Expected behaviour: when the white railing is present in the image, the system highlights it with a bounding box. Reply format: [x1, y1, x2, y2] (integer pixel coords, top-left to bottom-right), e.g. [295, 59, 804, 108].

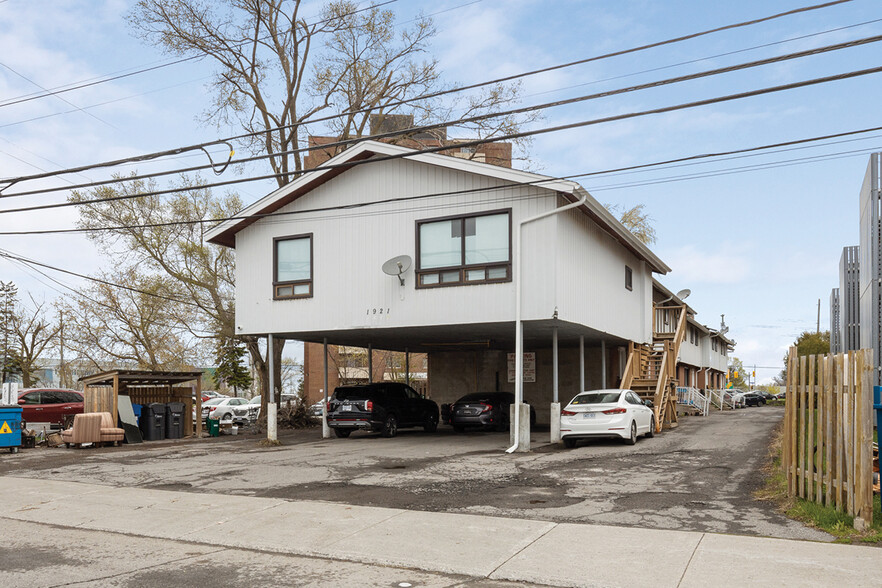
[707, 388, 735, 410]
[676, 386, 710, 416]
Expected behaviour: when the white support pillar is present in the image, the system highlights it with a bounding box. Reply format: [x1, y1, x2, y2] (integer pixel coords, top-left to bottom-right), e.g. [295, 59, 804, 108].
[579, 335, 585, 392]
[601, 340, 607, 389]
[368, 343, 373, 383]
[267, 335, 277, 442]
[322, 338, 331, 438]
[550, 327, 561, 444]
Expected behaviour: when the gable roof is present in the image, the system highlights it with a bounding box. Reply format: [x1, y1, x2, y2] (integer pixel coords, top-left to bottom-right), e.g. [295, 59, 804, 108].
[204, 140, 670, 274]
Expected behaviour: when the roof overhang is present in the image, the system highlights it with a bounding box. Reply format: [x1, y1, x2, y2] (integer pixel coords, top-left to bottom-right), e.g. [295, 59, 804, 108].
[205, 140, 670, 273]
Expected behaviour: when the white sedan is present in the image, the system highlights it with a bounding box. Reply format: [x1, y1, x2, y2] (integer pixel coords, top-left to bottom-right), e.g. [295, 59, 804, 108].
[201, 397, 249, 422]
[560, 389, 655, 448]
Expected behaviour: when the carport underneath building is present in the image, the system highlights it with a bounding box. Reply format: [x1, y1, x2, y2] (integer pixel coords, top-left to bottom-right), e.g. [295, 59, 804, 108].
[265, 319, 630, 448]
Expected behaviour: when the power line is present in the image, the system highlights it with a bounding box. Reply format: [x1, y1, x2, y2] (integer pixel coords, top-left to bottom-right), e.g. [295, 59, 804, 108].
[3, 123, 882, 237]
[0, 0, 855, 189]
[0, 0, 401, 109]
[0, 248, 201, 308]
[4, 59, 882, 215]
[4, 31, 879, 199]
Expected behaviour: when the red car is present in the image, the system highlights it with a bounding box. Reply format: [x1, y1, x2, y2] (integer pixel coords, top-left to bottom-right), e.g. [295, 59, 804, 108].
[18, 388, 84, 427]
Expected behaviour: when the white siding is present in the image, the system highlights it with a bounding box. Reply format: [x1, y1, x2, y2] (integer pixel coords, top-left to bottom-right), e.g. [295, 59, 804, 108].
[553, 203, 652, 343]
[234, 157, 559, 335]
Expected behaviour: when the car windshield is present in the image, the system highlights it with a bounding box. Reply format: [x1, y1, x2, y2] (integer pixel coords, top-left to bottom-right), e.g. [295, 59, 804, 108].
[456, 392, 512, 403]
[571, 392, 622, 405]
[334, 387, 373, 400]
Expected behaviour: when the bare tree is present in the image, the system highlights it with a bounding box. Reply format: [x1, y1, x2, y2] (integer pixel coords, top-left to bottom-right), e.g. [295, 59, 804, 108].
[11, 295, 62, 388]
[61, 268, 200, 371]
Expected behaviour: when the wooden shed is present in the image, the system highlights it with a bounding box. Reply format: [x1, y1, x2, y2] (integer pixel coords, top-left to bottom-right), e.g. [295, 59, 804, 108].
[80, 370, 204, 437]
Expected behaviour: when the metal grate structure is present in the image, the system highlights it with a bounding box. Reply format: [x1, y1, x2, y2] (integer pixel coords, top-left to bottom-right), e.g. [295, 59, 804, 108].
[859, 152, 882, 386]
[830, 287, 841, 353]
[840, 246, 861, 352]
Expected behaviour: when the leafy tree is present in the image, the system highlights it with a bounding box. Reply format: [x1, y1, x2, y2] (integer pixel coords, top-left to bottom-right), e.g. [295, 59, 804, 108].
[728, 357, 747, 388]
[605, 203, 656, 245]
[0, 281, 19, 384]
[775, 330, 830, 384]
[213, 338, 252, 397]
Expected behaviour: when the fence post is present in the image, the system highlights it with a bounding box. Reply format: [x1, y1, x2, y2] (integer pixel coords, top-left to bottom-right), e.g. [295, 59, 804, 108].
[824, 355, 836, 506]
[815, 354, 824, 501]
[835, 352, 844, 511]
[807, 355, 816, 501]
[787, 347, 798, 496]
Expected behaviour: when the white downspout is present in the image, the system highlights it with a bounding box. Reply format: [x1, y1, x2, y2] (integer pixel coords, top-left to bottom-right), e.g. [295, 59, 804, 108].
[507, 192, 588, 454]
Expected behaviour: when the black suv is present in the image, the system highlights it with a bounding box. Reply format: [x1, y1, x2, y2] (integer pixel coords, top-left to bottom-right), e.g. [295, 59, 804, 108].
[326, 382, 439, 438]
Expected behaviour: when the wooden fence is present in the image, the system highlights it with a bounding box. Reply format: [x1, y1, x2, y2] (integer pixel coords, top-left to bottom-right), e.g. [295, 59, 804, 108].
[783, 347, 875, 528]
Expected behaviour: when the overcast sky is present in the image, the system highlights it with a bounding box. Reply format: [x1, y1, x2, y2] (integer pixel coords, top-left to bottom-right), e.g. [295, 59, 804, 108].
[1, 0, 880, 383]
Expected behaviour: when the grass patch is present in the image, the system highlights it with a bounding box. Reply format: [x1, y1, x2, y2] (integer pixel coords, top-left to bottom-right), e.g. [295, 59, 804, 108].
[756, 423, 882, 545]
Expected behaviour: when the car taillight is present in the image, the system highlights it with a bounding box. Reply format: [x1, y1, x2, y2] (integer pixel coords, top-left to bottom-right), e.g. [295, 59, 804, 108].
[561, 409, 576, 416]
[365, 400, 373, 411]
[479, 403, 492, 413]
[603, 408, 627, 415]
[326, 401, 331, 412]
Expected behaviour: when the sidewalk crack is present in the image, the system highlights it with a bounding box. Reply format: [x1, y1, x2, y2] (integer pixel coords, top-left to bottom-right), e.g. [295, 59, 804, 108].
[677, 532, 705, 587]
[486, 522, 558, 580]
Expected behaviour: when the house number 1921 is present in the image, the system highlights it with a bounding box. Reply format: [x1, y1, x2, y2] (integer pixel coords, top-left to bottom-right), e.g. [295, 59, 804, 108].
[366, 308, 390, 315]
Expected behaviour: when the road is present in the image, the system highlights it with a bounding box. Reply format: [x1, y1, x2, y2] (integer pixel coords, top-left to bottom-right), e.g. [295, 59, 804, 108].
[2, 405, 828, 541]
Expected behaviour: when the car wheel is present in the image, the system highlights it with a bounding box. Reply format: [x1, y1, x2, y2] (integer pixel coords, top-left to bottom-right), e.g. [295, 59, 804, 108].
[625, 421, 637, 445]
[495, 413, 509, 432]
[563, 438, 577, 449]
[381, 414, 398, 438]
[646, 416, 655, 438]
[334, 428, 352, 438]
[453, 425, 465, 433]
[423, 412, 438, 433]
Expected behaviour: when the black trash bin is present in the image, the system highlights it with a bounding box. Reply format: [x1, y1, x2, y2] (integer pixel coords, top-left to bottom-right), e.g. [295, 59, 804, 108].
[140, 403, 166, 441]
[165, 402, 185, 439]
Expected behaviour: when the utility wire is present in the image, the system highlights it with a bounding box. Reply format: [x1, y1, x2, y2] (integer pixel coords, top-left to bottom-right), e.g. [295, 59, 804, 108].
[3, 60, 882, 215]
[0, 248, 201, 307]
[2, 123, 882, 237]
[0, 0, 400, 109]
[0, 0, 855, 189]
[4, 31, 880, 200]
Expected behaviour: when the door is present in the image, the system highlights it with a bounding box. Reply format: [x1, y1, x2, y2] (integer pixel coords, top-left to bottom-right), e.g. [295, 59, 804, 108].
[385, 385, 410, 425]
[39, 390, 69, 424]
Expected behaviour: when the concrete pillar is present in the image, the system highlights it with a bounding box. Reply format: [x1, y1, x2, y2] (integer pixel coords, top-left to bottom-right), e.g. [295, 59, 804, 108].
[368, 343, 373, 383]
[322, 338, 331, 439]
[267, 334, 277, 442]
[601, 340, 607, 388]
[405, 348, 410, 387]
[509, 403, 531, 452]
[551, 327, 560, 443]
[579, 335, 585, 392]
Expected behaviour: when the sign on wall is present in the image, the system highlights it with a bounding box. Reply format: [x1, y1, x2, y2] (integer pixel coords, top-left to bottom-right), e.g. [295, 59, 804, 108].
[507, 352, 536, 383]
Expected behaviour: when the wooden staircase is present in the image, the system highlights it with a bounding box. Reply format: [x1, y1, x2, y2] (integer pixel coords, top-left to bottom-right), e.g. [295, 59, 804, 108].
[621, 304, 687, 433]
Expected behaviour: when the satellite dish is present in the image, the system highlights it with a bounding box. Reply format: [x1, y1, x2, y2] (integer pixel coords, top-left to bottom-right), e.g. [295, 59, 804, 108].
[382, 255, 412, 286]
[675, 288, 691, 300]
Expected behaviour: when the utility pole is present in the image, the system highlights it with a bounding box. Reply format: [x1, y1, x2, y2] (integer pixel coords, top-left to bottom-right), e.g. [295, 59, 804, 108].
[59, 309, 65, 388]
[816, 298, 820, 334]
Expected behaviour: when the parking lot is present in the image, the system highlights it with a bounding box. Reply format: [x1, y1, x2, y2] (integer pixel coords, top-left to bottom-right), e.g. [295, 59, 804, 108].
[3, 405, 829, 542]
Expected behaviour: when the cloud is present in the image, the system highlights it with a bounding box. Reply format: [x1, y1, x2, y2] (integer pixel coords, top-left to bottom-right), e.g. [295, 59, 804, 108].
[661, 244, 751, 284]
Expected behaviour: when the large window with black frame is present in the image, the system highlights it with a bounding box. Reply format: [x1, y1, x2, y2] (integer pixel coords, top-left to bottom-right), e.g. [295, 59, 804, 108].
[274, 234, 313, 299]
[416, 210, 511, 288]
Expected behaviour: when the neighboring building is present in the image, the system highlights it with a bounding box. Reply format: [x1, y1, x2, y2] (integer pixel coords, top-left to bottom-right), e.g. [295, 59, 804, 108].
[859, 152, 882, 385]
[830, 287, 841, 354]
[206, 139, 671, 427]
[839, 245, 861, 352]
[652, 280, 734, 393]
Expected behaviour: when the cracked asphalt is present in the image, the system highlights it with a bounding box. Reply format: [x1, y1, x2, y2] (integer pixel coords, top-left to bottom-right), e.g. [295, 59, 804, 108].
[2, 404, 830, 542]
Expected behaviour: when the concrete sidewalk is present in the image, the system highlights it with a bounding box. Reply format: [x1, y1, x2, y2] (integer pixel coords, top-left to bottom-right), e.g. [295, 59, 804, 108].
[0, 476, 878, 587]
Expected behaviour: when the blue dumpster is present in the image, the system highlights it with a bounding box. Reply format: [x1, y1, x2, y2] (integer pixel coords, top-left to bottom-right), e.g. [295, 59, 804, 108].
[0, 405, 23, 453]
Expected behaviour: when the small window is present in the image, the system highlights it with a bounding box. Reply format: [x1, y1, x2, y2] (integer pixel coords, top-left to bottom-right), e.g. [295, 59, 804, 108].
[274, 234, 313, 299]
[625, 266, 633, 291]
